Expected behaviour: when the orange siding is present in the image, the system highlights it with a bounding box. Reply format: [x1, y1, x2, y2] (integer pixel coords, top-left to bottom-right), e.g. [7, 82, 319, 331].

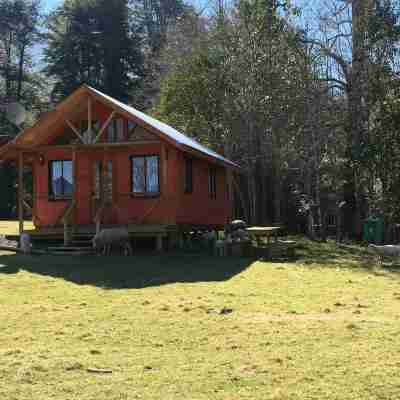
[33, 100, 233, 228]
[176, 153, 232, 226]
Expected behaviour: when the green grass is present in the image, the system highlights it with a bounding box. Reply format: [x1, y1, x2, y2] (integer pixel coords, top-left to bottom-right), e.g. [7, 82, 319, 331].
[0, 220, 34, 236]
[1, 232, 400, 399]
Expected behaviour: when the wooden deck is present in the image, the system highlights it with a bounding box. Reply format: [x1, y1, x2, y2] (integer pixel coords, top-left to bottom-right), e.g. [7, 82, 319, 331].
[24, 223, 178, 238]
[18, 223, 180, 253]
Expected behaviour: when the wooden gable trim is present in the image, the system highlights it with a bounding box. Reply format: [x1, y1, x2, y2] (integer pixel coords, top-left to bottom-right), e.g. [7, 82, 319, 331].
[85, 87, 238, 170]
[93, 111, 116, 143]
[65, 119, 85, 144]
[86, 88, 185, 151]
[15, 86, 88, 147]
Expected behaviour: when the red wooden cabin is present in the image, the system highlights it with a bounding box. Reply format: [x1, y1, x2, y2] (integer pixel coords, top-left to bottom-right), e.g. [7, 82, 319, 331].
[0, 85, 238, 248]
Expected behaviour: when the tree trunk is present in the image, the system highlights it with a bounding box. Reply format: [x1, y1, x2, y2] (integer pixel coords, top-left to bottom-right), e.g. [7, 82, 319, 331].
[348, 0, 373, 238]
[17, 44, 26, 101]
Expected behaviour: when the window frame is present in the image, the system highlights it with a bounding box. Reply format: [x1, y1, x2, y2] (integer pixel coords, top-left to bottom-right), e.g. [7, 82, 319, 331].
[48, 159, 74, 200]
[209, 167, 217, 200]
[184, 157, 193, 194]
[130, 154, 161, 197]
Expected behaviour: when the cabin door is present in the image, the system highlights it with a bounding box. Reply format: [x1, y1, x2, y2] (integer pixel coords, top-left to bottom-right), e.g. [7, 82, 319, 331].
[91, 160, 113, 222]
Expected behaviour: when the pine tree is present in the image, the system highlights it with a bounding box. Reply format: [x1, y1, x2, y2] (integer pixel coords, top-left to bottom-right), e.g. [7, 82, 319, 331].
[45, 0, 144, 102]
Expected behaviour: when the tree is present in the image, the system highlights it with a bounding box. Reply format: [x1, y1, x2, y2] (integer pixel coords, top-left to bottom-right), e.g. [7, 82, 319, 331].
[139, 0, 186, 53]
[0, 0, 42, 101]
[155, 0, 330, 226]
[44, 0, 144, 102]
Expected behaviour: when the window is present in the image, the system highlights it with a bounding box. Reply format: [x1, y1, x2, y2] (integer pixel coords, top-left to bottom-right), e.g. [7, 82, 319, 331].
[128, 121, 137, 139]
[131, 155, 160, 195]
[209, 168, 217, 199]
[49, 160, 74, 198]
[184, 158, 193, 194]
[107, 118, 124, 142]
[82, 120, 100, 144]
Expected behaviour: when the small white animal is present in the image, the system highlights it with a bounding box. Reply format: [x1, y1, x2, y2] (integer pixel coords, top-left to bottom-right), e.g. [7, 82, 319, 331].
[369, 244, 400, 265]
[92, 228, 133, 256]
[19, 233, 31, 254]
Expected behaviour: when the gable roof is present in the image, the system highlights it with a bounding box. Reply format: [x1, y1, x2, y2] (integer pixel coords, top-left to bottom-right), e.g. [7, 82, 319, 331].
[0, 85, 238, 168]
[86, 86, 238, 168]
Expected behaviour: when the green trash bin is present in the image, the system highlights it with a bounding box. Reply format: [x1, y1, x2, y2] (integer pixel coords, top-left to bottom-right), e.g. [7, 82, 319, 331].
[363, 217, 384, 244]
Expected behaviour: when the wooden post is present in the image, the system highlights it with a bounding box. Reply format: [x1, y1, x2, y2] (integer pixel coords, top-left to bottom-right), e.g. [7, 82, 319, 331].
[72, 147, 77, 233]
[156, 234, 163, 252]
[102, 147, 107, 202]
[18, 151, 24, 236]
[63, 220, 69, 247]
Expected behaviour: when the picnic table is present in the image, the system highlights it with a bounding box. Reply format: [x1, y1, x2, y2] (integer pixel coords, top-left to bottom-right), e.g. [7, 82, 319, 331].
[246, 226, 282, 245]
[246, 226, 297, 259]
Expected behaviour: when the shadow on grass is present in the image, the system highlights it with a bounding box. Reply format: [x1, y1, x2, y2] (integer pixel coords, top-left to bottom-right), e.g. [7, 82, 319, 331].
[292, 237, 400, 277]
[0, 252, 254, 289]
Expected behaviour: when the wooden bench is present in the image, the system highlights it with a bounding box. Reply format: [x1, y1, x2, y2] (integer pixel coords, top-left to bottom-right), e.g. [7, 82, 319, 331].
[253, 240, 297, 260]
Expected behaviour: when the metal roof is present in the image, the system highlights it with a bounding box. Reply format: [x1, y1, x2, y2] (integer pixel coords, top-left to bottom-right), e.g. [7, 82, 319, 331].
[86, 86, 239, 168]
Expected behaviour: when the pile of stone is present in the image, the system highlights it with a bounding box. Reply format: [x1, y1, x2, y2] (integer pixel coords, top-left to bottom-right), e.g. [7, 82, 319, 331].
[225, 220, 251, 244]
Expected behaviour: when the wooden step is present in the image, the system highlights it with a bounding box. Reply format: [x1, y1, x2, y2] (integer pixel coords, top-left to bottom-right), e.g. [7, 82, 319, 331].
[47, 246, 95, 256]
[48, 251, 94, 256]
[48, 246, 94, 251]
[70, 240, 93, 246]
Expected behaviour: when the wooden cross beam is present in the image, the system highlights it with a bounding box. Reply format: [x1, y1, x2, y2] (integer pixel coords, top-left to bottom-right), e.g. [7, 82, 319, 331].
[66, 119, 85, 144]
[93, 111, 116, 144]
[23, 200, 32, 214]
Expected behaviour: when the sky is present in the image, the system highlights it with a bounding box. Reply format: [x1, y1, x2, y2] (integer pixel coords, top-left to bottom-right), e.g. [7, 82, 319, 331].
[35, 0, 324, 65]
[41, 0, 324, 15]
[43, 0, 61, 13]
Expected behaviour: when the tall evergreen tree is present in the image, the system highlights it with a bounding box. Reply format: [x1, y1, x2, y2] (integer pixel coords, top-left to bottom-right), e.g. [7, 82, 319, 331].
[45, 0, 144, 101]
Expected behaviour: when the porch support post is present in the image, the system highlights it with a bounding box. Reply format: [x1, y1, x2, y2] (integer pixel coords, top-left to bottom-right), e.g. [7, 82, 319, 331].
[18, 151, 24, 236]
[64, 148, 77, 246]
[63, 220, 68, 246]
[156, 234, 163, 252]
[72, 147, 77, 227]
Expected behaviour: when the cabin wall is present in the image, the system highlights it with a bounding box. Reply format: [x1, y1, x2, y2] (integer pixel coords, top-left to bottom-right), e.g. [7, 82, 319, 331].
[33, 143, 181, 227]
[32, 98, 232, 229]
[176, 153, 232, 227]
[111, 144, 179, 225]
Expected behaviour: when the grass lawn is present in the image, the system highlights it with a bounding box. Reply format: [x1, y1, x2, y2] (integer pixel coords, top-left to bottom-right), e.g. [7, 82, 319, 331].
[0, 220, 34, 236]
[1, 227, 400, 399]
